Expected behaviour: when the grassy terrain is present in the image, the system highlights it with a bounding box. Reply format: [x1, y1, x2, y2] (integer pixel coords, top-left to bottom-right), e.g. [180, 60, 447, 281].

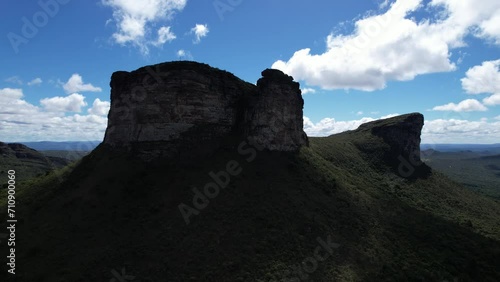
[422, 150, 500, 199]
[0, 143, 72, 182]
[1, 126, 500, 281]
[40, 150, 91, 161]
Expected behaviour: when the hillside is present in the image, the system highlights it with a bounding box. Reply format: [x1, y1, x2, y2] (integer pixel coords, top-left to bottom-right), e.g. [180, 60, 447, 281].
[2, 114, 500, 281]
[422, 150, 500, 199]
[0, 142, 72, 182]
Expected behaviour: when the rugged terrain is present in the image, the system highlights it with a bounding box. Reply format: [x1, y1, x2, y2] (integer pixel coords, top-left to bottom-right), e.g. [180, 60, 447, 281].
[1, 62, 499, 282]
[0, 142, 71, 182]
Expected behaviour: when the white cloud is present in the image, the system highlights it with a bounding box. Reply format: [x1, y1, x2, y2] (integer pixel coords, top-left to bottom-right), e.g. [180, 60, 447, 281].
[432, 99, 488, 112]
[460, 59, 500, 107]
[5, 76, 23, 85]
[155, 26, 176, 45]
[27, 78, 43, 86]
[422, 118, 500, 144]
[62, 74, 102, 94]
[176, 49, 193, 60]
[0, 89, 107, 142]
[303, 113, 500, 144]
[301, 88, 316, 95]
[88, 98, 111, 116]
[40, 93, 88, 112]
[0, 88, 24, 101]
[356, 111, 364, 116]
[461, 59, 500, 94]
[102, 0, 187, 53]
[483, 94, 500, 106]
[191, 24, 209, 43]
[432, 0, 500, 45]
[272, 0, 500, 91]
[379, 0, 390, 9]
[304, 114, 398, 136]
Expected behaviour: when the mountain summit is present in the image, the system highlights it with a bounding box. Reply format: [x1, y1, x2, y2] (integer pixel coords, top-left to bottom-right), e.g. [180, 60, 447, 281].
[103, 61, 308, 161]
[4, 62, 500, 282]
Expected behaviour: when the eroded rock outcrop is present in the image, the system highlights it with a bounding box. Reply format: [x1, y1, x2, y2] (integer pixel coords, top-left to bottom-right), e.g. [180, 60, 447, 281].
[357, 113, 423, 162]
[353, 113, 430, 177]
[103, 61, 308, 160]
[244, 69, 308, 151]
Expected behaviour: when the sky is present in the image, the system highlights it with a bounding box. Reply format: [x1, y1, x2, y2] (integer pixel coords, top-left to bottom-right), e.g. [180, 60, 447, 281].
[1, 0, 499, 144]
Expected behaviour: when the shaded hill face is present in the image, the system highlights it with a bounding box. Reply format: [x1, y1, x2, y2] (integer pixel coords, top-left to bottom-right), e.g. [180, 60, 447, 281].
[103, 62, 307, 161]
[0, 142, 71, 182]
[338, 113, 431, 179]
[4, 109, 500, 281]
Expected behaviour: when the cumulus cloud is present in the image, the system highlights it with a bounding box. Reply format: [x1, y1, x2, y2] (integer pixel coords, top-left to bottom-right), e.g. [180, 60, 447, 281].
[88, 98, 111, 116]
[422, 118, 500, 144]
[191, 24, 209, 43]
[459, 59, 500, 107]
[40, 93, 88, 112]
[0, 88, 107, 142]
[462, 59, 500, 94]
[301, 88, 316, 95]
[432, 99, 488, 112]
[62, 74, 102, 94]
[27, 78, 43, 86]
[272, 0, 500, 91]
[483, 94, 500, 106]
[0, 88, 24, 101]
[102, 0, 187, 53]
[155, 26, 176, 45]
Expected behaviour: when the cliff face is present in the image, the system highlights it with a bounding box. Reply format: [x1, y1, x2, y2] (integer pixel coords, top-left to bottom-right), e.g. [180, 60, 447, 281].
[357, 113, 423, 162]
[352, 113, 429, 177]
[103, 61, 308, 160]
[244, 69, 308, 151]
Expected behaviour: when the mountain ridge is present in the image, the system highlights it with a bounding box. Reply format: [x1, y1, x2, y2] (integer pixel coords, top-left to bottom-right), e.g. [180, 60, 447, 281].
[2, 61, 499, 281]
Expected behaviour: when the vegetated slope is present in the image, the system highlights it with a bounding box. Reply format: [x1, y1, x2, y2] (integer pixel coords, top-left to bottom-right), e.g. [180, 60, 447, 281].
[422, 150, 500, 199]
[3, 118, 500, 282]
[40, 150, 91, 161]
[0, 142, 71, 182]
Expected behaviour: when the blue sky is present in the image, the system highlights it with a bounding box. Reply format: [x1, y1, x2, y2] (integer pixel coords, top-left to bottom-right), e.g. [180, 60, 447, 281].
[1, 0, 499, 143]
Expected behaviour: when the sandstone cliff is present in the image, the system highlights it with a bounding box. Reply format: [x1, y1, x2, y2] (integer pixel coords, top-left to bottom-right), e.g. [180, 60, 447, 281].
[356, 113, 423, 162]
[103, 61, 308, 160]
[351, 113, 430, 177]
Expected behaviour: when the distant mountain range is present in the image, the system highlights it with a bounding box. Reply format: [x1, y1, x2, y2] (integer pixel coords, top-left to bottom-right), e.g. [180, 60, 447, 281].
[19, 141, 101, 151]
[421, 143, 500, 152]
[16, 141, 500, 153]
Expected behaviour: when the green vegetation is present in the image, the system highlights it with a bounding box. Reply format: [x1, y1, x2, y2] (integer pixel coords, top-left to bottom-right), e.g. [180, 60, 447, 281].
[40, 150, 91, 161]
[423, 150, 500, 199]
[0, 144, 72, 182]
[2, 132, 500, 281]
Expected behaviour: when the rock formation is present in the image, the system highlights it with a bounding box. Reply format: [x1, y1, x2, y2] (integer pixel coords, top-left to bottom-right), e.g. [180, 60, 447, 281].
[244, 69, 308, 151]
[103, 61, 308, 160]
[357, 113, 423, 163]
[352, 113, 430, 177]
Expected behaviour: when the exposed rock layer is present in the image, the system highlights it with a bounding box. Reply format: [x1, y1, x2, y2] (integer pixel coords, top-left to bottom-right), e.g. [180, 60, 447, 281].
[103, 61, 308, 160]
[357, 113, 424, 162]
[352, 113, 430, 178]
